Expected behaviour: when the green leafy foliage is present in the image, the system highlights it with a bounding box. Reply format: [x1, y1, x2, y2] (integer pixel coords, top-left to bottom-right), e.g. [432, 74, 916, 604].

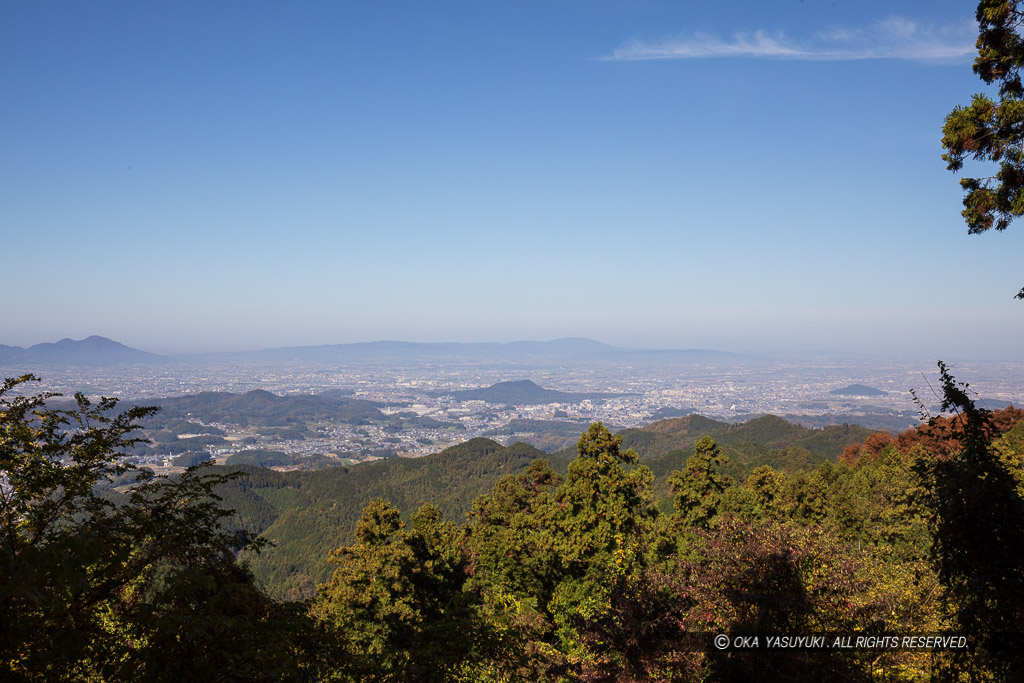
[0, 375, 314, 681]
[545, 425, 657, 665]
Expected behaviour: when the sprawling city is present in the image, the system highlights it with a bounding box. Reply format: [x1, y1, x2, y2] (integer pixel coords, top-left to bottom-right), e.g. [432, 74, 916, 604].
[2, 337, 1020, 471]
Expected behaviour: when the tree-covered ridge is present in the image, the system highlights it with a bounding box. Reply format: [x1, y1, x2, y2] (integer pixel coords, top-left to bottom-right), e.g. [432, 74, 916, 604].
[134, 388, 388, 427]
[224, 448, 348, 469]
[612, 413, 877, 489]
[839, 405, 1024, 465]
[484, 418, 608, 452]
[619, 413, 875, 460]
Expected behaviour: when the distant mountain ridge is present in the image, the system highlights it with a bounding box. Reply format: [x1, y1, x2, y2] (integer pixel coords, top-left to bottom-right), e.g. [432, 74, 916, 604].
[1, 335, 754, 367]
[201, 337, 615, 363]
[194, 338, 753, 365]
[0, 336, 162, 366]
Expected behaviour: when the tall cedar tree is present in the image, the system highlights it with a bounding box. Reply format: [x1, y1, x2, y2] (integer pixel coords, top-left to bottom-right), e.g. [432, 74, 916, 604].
[667, 436, 732, 529]
[942, 0, 1024, 298]
[545, 423, 658, 676]
[312, 499, 492, 682]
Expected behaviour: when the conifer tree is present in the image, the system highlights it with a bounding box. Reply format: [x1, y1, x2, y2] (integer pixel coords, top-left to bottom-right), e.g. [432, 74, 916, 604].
[942, 0, 1024, 298]
[312, 499, 489, 681]
[667, 436, 732, 529]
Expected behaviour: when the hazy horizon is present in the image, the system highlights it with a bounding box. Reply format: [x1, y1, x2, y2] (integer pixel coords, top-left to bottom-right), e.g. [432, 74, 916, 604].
[1, 331, 1021, 364]
[3, 1, 1022, 362]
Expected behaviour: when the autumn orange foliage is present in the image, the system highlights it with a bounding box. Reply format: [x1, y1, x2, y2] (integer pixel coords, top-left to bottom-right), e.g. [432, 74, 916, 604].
[839, 406, 1024, 466]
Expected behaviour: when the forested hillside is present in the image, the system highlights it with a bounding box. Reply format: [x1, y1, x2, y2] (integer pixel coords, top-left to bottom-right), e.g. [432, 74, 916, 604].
[6, 369, 1024, 681]
[215, 439, 570, 598]
[214, 413, 877, 598]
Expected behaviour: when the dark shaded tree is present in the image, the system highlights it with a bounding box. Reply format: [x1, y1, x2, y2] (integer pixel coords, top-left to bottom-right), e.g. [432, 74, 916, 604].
[0, 374, 313, 681]
[913, 362, 1024, 677]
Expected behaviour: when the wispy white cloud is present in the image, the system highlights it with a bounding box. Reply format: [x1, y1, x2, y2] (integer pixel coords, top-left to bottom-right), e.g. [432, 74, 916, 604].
[604, 17, 975, 62]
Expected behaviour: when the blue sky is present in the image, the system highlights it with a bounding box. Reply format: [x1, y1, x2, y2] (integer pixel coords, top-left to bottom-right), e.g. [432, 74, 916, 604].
[2, 1, 1022, 359]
